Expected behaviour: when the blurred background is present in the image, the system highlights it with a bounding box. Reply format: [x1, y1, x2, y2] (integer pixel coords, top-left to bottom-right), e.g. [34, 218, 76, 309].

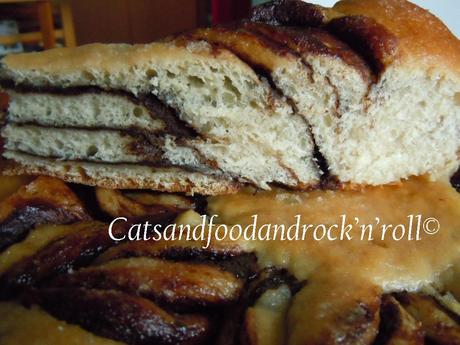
[0, 0, 458, 56]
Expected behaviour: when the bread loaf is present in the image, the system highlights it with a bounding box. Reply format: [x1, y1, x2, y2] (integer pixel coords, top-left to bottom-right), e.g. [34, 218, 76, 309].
[1, 0, 459, 194]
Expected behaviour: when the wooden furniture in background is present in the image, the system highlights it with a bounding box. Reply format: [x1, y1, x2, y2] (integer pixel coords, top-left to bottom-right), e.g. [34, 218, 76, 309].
[70, 0, 207, 45]
[211, 0, 251, 25]
[37, 0, 55, 48]
[58, 0, 74, 46]
[0, 0, 77, 131]
[0, 0, 76, 49]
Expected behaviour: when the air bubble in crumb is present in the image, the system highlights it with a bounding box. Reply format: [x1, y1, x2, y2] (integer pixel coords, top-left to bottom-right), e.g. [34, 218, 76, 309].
[146, 69, 157, 78]
[86, 145, 98, 156]
[133, 107, 144, 117]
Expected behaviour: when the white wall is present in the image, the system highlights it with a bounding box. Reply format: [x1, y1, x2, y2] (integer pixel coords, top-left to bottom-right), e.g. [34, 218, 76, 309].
[307, 0, 460, 38]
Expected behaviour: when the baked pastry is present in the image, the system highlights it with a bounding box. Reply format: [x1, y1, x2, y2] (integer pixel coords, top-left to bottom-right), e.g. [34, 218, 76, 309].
[1, 0, 459, 195]
[0, 40, 318, 194]
[1, 173, 460, 344]
[1, 0, 460, 345]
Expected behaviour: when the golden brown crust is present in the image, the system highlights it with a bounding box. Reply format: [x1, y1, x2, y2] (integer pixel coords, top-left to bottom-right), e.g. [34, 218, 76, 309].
[26, 288, 211, 345]
[0, 41, 247, 86]
[250, 0, 460, 78]
[326, 14, 399, 75]
[0, 302, 125, 345]
[50, 258, 244, 308]
[94, 187, 193, 220]
[184, 26, 297, 80]
[1, 155, 240, 196]
[0, 176, 90, 251]
[333, 0, 460, 76]
[3, 1, 458, 81]
[0, 176, 459, 343]
[376, 295, 424, 345]
[243, 21, 373, 81]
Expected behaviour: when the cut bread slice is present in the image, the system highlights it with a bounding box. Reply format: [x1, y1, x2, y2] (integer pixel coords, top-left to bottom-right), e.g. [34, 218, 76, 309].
[3, 125, 150, 163]
[7, 90, 164, 132]
[2, 123, 306, 184]
[1, 0, 459, 193]
[2, 124, 214, 175]
[249, 0, 460, 184]
[0, 40, 320, 193]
